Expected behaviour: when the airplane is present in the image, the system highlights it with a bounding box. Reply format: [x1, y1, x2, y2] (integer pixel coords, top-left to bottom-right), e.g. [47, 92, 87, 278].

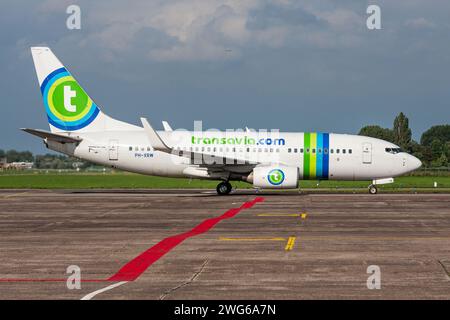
[23, 47, 422, 195]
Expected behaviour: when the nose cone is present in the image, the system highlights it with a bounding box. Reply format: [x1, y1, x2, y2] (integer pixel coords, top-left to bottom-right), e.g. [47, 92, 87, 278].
[409, 155, 422, 171]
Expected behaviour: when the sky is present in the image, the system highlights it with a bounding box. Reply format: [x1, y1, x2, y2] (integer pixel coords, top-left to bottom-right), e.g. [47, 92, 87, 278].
[1, 0, 449, 153]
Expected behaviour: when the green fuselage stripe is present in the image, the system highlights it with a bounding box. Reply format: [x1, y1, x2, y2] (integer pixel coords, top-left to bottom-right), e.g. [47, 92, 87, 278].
[303, 133, 310, 179]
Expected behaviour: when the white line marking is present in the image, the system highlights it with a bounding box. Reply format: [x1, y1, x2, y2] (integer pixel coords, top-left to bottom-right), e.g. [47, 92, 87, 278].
[81, 281, 128, 300]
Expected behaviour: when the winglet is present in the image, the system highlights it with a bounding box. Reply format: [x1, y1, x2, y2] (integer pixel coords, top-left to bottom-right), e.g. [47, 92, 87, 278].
[162, 121, 173, 132]
[140, 118, 171, 151]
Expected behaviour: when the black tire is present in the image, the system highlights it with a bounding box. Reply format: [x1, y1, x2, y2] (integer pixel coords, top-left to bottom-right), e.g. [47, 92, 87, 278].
[216, 181, 232, 195]
[369, 185, 378, 194]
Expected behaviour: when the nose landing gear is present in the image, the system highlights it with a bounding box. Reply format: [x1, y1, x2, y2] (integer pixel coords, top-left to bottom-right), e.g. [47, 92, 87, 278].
[368, 178, 394, 194]
[216, 181, 232, 195]
[368, 184, 378, 194]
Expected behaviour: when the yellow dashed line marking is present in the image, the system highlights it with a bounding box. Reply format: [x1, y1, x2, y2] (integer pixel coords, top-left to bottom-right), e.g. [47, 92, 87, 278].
[257, 213, 301, 217]
[285, 236, 296, 251]
[219, 236, 298, 251]
[218, 237, 286, 242]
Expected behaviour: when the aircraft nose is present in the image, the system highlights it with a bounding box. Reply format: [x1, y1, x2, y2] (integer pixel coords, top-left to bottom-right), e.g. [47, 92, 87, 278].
[409, 155, 422, 171]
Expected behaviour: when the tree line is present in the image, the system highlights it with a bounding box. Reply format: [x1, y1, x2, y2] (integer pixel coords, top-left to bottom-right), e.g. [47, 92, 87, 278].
[359, 112, 449, 167]
[0, 150, 90, 169]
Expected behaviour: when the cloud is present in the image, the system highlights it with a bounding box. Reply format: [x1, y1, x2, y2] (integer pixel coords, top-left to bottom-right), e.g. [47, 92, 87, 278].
[61, 0, 367, 61]
[1, 0, 450, 153]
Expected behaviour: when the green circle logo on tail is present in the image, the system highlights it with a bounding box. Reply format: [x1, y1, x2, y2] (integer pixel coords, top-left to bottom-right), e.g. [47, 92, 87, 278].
[42, 68, 100, 131]
[48, 77, 93, 122]
[52, 81, 88, 117]
[267, 169, 285, 185]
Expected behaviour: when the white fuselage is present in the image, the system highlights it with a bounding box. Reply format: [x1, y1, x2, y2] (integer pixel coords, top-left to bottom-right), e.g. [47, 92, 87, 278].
[48, 129, 422, 183]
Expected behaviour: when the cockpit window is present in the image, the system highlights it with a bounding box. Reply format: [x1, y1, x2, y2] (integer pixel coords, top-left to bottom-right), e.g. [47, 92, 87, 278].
[385, 147, 403, 154]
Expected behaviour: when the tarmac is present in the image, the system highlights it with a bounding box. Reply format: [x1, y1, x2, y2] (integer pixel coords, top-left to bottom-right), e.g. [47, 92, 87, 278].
[0, 189, 448, 299]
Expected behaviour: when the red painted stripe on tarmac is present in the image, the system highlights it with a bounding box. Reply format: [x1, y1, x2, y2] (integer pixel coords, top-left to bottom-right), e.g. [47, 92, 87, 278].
[0, 197, 264, 283]
[108, 197, 265, 281]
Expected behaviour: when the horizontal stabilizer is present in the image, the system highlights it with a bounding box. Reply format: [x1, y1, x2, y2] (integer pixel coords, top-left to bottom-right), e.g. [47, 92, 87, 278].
[21, 128, 82, 143]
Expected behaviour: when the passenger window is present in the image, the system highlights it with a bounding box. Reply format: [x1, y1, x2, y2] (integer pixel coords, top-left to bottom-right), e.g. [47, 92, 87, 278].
[330, 149, 334, 154]
[343, 149, 346, 154]
[324, 148, 328, 154]
[129, 146, 132, 151]
[349, 149, 352, 154]
[288, 148, 292, 153]
[276, 148, 279, 153]
[306, 148, 309, 153]
[294, 148, 298, 153]
[135, 146, 139, 151]
[318, 148, 322, 154]
[336, 149, 340, 154]
[300, 148, 304, 153]
[312, 149, 316, 154]
[247, 148, 250, 152]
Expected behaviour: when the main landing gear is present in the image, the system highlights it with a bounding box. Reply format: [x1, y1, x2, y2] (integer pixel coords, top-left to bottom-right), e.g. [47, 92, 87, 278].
[368, 184, 378, 194]
[216, 181, 232, 195]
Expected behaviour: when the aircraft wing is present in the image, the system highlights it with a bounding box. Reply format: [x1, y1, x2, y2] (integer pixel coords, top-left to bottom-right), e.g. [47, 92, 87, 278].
[21, 128, 82, 144]
[140, 118, 258, 166]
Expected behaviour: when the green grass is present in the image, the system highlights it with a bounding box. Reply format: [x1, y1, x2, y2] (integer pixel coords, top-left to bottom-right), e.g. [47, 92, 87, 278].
[0, 171, 449, 191]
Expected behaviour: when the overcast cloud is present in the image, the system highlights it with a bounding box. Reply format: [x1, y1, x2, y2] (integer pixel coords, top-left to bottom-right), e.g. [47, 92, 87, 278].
[1, 0, 449, 152]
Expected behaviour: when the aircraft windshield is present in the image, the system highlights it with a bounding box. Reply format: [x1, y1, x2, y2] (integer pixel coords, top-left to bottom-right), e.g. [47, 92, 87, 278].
[385, 147, 403, 154]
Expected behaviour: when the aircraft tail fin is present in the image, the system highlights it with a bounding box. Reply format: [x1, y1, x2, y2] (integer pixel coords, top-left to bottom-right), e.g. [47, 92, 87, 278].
[30, 47, 137, 133]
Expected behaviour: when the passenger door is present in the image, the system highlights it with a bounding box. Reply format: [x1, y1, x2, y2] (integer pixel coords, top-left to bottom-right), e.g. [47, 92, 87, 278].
[108, 139, 119, 161]
[362, 143, 372, 164]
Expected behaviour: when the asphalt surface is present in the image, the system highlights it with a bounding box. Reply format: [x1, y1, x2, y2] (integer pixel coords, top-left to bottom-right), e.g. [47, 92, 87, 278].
[0, 189, 449, 299]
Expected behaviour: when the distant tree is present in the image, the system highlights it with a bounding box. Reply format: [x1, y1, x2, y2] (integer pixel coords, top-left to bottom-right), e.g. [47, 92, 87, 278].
[4, 150, 33, 162]
[431, 152, 448, 167]
[393, 112, 412, 150]
[420, 125, 450, 146]
[0, 149, 4, 158]
[409, 140, 425, 163]
[358, 125, 395, 143]
[430, 138, 443, 159]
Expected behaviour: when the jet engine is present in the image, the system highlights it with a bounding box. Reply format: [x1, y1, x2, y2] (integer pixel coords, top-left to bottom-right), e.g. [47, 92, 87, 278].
[247, 165, 299, 189]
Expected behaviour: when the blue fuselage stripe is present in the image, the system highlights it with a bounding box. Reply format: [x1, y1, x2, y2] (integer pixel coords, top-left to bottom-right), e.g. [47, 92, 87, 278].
[322, 133, 329, 179]
[316, 133, 323, 178]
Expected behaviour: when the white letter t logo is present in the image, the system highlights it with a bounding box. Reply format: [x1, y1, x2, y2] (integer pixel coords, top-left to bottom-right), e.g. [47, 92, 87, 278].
[64, 85, 77, 112]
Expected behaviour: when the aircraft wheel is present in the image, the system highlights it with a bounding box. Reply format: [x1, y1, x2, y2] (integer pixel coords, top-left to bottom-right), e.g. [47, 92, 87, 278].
[216, 181, 232, 195]
[368, 185, 378, 194]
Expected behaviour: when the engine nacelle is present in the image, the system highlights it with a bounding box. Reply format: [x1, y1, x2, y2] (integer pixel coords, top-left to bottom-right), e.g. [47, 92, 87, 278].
[247, 165, 299, 189]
